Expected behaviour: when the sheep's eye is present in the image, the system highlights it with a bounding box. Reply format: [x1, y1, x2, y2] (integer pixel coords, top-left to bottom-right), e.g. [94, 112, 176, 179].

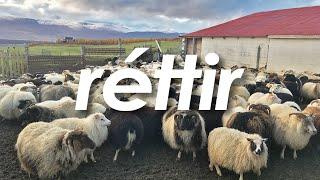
[101, 119, 104, 121]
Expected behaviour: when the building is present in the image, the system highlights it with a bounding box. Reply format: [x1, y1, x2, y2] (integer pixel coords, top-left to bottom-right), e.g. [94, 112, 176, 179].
[182, 6, 320, 72]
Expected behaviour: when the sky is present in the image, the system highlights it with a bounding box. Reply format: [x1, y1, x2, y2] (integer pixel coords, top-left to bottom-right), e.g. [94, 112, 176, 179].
[0, 0, 320, 33]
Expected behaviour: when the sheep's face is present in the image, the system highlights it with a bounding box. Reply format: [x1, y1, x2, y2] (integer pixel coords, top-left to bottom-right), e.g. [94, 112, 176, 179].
[174, 111, 199, 131]
[302, 116, 317, 135]
[247, 138, 267, 156]
[290, 113, 317, 135]
[93, 113, 111, 127]
[66, 130, 96, 153]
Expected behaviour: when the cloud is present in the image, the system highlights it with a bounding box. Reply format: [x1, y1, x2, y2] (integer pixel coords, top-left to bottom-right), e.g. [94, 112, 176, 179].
[0, 0, 319, 32]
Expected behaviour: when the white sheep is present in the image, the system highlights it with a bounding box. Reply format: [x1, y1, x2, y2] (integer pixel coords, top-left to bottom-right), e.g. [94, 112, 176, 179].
[36, 97, 106, 118]
[301, 82, 320, 101]
[230, 85, 250, 100]
[0, 91, 36, 120]
[248, 92, 281, 105]
[208, 127, 268, 180]
[51, 113, 111, 162]
[270, 103, 317, 159]
[15, 122, 95, 179]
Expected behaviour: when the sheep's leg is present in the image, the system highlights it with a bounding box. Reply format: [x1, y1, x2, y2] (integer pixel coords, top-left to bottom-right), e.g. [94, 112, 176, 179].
[255, 169, 261, 176]
[214, 164, 222, 176]
[131, 150, 135, 157]
[293, 150, 297, 159]
[176, 151, 182, 161]
[113, 149, 120, 162]
[192, 151, 196, 161]
[209, 162, 213, 171]
[90, 152, 96, 162]
[280, 145, 286, 159]
[83, 155, 88, 163]
[239, 173, 244, 180]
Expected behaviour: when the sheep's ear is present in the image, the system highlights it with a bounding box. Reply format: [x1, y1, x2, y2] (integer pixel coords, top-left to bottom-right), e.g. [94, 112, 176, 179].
[262, 138, 268, 142]
[289, 113, 306, 119]
[248, 104, 255, 111]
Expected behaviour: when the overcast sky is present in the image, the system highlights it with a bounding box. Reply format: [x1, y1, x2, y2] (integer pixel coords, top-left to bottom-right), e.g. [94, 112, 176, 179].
[0, 0, 320, 33]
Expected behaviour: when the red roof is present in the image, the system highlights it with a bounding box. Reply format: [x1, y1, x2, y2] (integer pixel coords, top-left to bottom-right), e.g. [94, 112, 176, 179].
[184, 6, 320, 37]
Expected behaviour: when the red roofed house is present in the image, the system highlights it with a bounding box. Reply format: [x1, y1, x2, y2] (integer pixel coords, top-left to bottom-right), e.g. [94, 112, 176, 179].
[182, 6, 320, 72]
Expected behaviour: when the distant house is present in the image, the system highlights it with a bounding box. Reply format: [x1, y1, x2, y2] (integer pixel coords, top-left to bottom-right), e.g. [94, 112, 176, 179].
[62, 37, 75, 43]
[182, 6, 320, 72]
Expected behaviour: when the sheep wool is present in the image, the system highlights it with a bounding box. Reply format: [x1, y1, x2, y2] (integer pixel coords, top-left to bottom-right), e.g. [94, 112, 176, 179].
[15, 122, 95, 179]
[162, 106, 207, 161]
[51, 113, 110, 162]
[270, 104, 317, 159]
[0, 91, 36, 120]
[208, 127, 268, 180]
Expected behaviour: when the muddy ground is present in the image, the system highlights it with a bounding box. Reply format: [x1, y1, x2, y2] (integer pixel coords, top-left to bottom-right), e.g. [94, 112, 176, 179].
[1, 120, 320, 180]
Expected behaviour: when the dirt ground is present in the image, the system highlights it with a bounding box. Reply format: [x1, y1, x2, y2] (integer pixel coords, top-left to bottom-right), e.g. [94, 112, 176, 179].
[1, 120, 320, 180]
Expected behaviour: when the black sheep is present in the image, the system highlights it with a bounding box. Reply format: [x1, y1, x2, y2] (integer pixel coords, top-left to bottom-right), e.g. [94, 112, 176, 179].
[274, 92, 294, 103]
[227, 104, 273, 139]
[283, 74, 302, 103]
[106, 110, 144, 162]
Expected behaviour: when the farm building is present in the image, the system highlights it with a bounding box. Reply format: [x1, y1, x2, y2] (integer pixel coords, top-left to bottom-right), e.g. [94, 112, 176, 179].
[182, 6, 320, 72]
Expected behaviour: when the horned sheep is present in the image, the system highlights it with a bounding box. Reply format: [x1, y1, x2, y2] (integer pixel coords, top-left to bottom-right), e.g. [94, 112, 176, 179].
[15, 122, 95, 179]
[162, 106, 207, 161]
[270, 103, 317, 159]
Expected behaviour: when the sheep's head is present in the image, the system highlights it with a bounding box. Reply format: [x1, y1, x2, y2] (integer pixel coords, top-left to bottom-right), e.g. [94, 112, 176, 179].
[248, 104, 271, 115]
[247, 136, 267, 156]
[65, 130, 96, 153]
[19, 105, 56, 126]
[174, 110, 201, 131]
[91, 113, 111, 127]
[289, 113, 317, 135]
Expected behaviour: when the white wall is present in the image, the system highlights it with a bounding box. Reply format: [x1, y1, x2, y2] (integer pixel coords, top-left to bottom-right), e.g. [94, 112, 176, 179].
[201, 37, 269, 68]
[267, 38, 320, 72]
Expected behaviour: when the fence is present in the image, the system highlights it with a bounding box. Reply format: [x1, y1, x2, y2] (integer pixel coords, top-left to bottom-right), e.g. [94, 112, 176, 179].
[0, 48, 26, 79]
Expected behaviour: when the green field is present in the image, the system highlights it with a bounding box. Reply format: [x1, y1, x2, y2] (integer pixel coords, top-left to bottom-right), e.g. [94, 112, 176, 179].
[1, 40, 181, 56]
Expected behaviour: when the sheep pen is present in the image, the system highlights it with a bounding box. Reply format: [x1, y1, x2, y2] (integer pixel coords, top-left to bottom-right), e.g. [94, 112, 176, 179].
[2, 63, 320, 179]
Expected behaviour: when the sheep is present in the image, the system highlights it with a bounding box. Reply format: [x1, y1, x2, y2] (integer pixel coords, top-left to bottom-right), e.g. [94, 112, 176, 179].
[39, 85, 75, 102]
[301, 82, 320, 102]
[0, 82, 37, 101]
[282, 73, 302, 103]
[0, 91, 36, 121]
[222, 106, 246, 127]
[227, 104, 273, 139]
[15, 122, 95, 179]
[248, 92, 281, 105]
[51, 113, 111, 162]
[208, 127, 268, 180]
[270, 103, 317, 159]
[36, 97, 106, 119]
[228, 95, 248, 108]
[106, 110, 144, 162]
[230, 86, 250, 100]
[267, 83, 293, 96]
[162, 106, 207, 161]
[18, 105, 57, 126]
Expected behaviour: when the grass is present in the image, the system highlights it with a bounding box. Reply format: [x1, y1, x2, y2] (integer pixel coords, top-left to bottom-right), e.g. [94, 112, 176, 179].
[0, 40, 182, 56]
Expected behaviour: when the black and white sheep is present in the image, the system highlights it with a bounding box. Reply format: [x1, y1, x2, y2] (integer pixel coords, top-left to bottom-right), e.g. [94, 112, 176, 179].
[162, 106, 207, 161]
[15, 122, 95, 179]
[106, 110, 144, 162]
[208, 127, 268, 180]
[0, 91, 36, 121]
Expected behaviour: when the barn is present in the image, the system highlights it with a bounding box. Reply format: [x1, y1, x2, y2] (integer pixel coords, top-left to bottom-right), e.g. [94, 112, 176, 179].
[182, 6, 320, 72]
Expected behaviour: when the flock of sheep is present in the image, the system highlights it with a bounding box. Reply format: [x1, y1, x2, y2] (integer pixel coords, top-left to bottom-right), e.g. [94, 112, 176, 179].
[1, 59, 320, 180]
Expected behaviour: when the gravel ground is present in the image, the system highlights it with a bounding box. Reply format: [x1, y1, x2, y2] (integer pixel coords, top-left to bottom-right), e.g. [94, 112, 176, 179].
[1, 119, 320, 180]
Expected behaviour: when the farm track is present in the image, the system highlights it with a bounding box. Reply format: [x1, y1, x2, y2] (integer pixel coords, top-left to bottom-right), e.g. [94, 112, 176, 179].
[1, 120, 320, 180]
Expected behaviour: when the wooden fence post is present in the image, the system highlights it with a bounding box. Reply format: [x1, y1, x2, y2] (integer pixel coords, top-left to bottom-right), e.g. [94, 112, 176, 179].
[80, 45, 86, 67]
[118, 38, 122, 58]
[25, 44, 29, 73]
